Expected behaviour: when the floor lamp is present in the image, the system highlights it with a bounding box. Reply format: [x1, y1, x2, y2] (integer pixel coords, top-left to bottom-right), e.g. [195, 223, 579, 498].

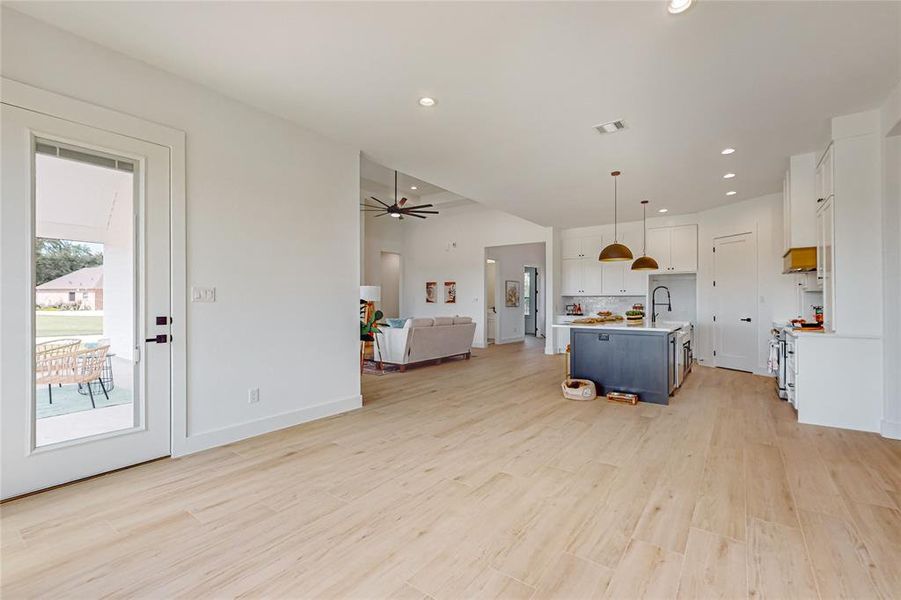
[360, 285, 382, 371]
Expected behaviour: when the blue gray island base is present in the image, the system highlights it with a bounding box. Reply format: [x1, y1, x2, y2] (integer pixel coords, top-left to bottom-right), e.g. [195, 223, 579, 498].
[570, 326, 677, 405]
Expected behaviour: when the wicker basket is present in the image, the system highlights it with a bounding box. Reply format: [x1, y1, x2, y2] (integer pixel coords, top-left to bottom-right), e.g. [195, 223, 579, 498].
[562, 379, 597, 401]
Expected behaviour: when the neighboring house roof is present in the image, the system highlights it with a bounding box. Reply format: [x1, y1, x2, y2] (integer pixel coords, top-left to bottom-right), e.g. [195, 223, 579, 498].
[36, 266, 103, 290]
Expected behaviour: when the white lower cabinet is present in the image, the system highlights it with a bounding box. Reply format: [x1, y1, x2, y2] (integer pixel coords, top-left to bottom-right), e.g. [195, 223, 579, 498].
[789, 331, 881, 432]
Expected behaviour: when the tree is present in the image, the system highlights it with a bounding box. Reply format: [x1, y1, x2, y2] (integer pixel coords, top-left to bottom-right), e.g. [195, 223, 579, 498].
[34, 239, 103, 286]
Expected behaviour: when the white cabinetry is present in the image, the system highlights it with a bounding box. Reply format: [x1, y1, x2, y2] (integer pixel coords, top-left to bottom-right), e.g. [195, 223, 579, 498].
[782, 152, 817, 253]
[601, 230, 648, 295]
[561, 230, 649, 296]
[562, 236, 603, 260]
[812, 119, 880, 338]
[561, 235, 605, 295]
[791, 331, 882, 433]
[646, 224, 698, 273]
[815, 143, 834, 204]
[561, 257, 605, 296]
[816, 196, 834, 332]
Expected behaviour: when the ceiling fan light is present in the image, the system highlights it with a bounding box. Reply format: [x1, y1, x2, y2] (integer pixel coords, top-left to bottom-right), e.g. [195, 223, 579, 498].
[389, 212, 401, 218]
[631, 255, 659, 270]
[599, 243, 634, 262]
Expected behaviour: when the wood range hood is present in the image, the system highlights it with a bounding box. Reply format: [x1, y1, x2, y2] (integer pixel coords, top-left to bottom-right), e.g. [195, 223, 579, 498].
[782, 247, 817, 273]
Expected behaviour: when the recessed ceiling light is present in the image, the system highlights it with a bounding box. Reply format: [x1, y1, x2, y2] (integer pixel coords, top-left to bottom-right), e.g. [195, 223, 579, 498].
[410, 186, 417, 190]
[418, 97, 436, 107]
[723, 173, 736, 179]
[658, 208, 668, 213]
[726, 191, 737, 196]
[667, 0, 692, 14]
[721, 148, 735, 155]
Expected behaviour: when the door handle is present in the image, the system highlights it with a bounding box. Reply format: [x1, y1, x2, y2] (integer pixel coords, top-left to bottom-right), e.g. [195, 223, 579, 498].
[145, 334, 171, 344]
[740, 318, 752, 322]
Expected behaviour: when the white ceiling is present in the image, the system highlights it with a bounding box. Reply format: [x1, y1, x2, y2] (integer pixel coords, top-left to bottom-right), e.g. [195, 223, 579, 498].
[360, 156, 449, 198]
[12, 2, 899, 227]
[35, 154, 132, 242]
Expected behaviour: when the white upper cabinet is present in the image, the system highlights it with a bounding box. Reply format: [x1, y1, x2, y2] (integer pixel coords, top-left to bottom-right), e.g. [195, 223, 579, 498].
[561, 236, 603, 259]
[561, 237, 583, 260]
[783, 152, 817, 252]
[815, 143, 834, 206]
[645, 224, 697, 273]
[561, 258, 583, 296]
[560, 235, 605, 295]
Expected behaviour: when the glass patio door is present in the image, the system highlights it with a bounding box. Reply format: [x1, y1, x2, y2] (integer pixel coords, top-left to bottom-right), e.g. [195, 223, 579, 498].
[1, 103, 171, 499]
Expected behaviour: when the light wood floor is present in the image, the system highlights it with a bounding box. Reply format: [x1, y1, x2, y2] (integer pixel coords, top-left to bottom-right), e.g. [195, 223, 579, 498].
[3, 339, 900, 599]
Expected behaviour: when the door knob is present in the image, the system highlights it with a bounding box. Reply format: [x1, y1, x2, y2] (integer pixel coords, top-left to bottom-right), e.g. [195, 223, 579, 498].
[740, 317, 752, 322]
[145, 334, 171, 344]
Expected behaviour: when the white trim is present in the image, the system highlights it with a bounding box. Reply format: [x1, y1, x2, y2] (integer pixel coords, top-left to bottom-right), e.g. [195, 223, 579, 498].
[2, 78, 189, 458]
[881, 419, 901, 440]
[178, 395, 363, 455]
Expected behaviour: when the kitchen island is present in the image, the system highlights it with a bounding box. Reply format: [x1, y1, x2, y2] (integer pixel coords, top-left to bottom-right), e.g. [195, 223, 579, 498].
[552, 320, 689, 405]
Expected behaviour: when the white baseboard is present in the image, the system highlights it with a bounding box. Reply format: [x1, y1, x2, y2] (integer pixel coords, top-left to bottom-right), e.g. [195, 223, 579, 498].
[497, 336, 525, 345]
[173, 394, 362, 456]
[881, 418, 901, 440]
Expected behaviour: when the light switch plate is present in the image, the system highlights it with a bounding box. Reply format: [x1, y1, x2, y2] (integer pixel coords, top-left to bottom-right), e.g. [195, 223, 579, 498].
[191, 286, 216, 302]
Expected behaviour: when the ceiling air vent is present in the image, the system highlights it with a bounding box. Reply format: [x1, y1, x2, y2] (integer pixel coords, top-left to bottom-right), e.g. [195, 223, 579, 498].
[594, 120, 627, 135]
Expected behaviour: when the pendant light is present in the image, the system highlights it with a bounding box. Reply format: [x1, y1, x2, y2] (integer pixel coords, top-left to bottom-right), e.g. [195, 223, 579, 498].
[599, 170, 634, 262]
[631, 200, 660, 270]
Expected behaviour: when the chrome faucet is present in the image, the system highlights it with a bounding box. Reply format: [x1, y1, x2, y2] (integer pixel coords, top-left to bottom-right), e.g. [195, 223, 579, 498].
[651, 285, 672, 325]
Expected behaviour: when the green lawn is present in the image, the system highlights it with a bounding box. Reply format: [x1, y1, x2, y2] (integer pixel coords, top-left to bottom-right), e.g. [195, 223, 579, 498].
[36, 314, 102, 337]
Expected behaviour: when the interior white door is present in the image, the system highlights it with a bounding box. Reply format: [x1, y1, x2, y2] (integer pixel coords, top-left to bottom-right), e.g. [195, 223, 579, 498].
[713, 232, 757, 372]
[1, 104, 171, 499]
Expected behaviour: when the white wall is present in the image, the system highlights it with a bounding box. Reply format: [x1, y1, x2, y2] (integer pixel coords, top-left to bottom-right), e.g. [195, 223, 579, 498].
[400, 202, 552, 350]
[2, 9, 362, 452]
[486, 243, 546, 344]
[881, 81, 901, 439]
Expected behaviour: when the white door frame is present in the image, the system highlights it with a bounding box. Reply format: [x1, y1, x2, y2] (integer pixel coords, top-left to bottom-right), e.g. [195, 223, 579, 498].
[2, 78, 189, 457]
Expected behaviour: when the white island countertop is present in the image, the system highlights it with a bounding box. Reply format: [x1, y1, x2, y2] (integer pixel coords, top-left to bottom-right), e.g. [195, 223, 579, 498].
[552, 319, 689, 333]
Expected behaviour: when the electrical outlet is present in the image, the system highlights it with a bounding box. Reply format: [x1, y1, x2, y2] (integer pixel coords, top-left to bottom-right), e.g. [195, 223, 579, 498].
[191, 286, 216, 302]
[248, 388, 260, 404]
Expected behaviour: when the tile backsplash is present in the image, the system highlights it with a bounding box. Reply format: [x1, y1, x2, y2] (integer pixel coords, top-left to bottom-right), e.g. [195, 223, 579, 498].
[561, 296, 645, 315]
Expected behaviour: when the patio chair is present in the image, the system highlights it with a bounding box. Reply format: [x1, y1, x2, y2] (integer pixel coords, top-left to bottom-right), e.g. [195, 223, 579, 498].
[36, 338, 81, 358]
[36, 345, 110, 408]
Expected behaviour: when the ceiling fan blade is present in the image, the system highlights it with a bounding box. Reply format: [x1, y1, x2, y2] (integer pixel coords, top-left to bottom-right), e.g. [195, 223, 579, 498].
[406, 210, 439, 215]
[405, 212, 427, 219]
[360, 203, 384, 210]
[369, 196, 391, 208]
[401, 204, 434, 210]
[399, 197, 408, 207]
[374, 212, 390, 217]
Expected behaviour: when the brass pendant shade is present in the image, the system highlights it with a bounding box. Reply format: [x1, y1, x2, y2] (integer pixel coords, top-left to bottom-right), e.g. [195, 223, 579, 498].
[631, 255, 659, 270]
[631, 199, 659, 270]
[599, 170, 634, 262]
[599, 243, 634, 262]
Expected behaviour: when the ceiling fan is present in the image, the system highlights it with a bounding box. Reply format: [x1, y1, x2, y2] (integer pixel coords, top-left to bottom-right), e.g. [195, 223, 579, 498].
[361, 170, 439, 220]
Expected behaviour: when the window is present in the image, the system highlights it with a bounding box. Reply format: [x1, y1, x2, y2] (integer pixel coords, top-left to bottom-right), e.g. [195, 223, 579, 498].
[68, 291, 76, 302]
